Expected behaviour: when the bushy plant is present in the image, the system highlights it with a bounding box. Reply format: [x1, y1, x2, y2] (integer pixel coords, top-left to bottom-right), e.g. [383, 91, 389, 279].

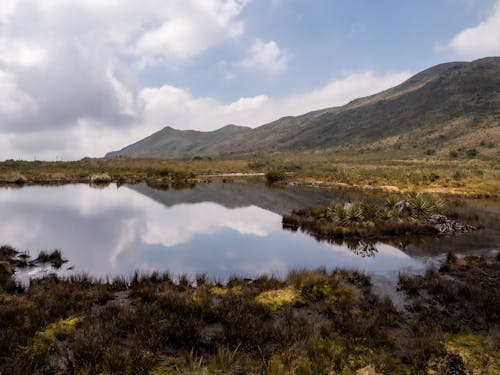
[265, 169, 286, 183]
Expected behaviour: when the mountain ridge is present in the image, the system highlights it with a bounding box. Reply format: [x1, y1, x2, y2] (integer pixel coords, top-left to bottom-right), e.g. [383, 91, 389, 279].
[106, 57, 500, 159]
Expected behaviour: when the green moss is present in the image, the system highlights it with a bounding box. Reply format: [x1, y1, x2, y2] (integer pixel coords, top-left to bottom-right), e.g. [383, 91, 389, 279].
[37, 317, 82, 341]
[255, 287, 301, 311]
[31, 317, 82, 352]
[444, 333, 500, 374]
[209, 285, 243, 296]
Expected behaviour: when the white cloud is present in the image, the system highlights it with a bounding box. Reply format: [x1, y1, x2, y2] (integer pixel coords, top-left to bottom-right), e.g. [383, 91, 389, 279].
[448, 1, 500, 58]
[135, 0, 248, 61]
[241, 39, 290, 73]
[0, 70, 37, 119]
[0, 0, 250, 159]
[0, 39, 47, 67]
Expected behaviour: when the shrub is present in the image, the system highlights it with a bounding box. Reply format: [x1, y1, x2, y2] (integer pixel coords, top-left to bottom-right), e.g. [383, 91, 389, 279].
[466, 148, 478, 158]
[428, 172, 440, 182]
[35, 249, 66, 269]
[266, 169, 286, 183]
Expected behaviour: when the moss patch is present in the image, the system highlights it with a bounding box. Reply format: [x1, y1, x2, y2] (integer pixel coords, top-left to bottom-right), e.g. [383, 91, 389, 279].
[255, 287, 301, 311]
[33, 317, 82, 350]
[209, 285, 243, 296]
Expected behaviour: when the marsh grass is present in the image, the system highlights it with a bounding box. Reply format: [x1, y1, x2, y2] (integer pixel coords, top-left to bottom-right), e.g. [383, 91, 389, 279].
[0, 245, 498, 374]
[0, 152, 498, 196]
[35, 249, 67, 269]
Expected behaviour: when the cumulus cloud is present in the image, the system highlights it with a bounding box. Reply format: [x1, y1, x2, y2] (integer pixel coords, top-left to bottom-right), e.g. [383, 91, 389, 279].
[0, 70, 37, 119]
[240, 39, 290, 73]
[448, 1, 500, 58]
[0, 0, 250, 159]
[135, 0, 248, 61]
[138, 71, 411, 133]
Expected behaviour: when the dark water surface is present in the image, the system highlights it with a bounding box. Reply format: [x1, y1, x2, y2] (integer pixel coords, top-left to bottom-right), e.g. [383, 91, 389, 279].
[1, 182, 498, 282]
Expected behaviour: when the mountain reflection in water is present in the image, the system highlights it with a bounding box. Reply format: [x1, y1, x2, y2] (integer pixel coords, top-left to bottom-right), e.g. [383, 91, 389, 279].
[1, 182, 497, 281]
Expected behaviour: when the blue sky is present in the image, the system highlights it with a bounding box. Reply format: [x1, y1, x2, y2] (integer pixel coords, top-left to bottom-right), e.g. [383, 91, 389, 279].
[139, 0, 497, 100]
[0, 0, 499, 159]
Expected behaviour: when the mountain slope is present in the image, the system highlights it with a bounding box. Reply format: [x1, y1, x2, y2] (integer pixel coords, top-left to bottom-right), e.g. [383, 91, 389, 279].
[106, 57, 500, 159]
[106, 124, 252, 159]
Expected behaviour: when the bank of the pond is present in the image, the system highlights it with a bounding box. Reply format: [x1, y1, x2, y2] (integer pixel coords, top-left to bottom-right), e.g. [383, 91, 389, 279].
[1, 158, 498, 198]
[1, 245, 498, 374]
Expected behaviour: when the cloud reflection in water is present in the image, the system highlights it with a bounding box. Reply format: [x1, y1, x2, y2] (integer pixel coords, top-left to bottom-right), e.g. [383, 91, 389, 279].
[0, 184, 426, 280]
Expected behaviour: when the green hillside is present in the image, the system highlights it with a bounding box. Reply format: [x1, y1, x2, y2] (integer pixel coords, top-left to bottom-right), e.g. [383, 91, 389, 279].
[106, 57, 500, 160]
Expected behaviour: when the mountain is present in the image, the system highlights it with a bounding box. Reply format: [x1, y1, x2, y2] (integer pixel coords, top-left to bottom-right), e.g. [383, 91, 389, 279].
[106, 124, 252, 159]
[106, 57, 500, 159]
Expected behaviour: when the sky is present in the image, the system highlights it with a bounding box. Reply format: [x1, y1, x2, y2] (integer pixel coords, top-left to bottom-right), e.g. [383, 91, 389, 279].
[0, 0, 499, 160]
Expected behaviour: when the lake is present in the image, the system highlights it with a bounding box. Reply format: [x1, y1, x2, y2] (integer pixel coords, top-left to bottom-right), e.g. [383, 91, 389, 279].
[1, 181, 498, 282]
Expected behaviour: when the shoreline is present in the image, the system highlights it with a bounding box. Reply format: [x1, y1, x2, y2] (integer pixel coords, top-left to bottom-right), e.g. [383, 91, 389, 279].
[0, 175, 498, 200]
[0, 156, 498, 198]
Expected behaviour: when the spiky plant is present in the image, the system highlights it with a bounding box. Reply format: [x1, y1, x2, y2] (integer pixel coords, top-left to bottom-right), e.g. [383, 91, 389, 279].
[360, 202, 379, 220]
[427, 195, 445, 214]
[325, 202, 338, 220]
[379, 207, 392, 220]
[407, 192, 444, 218]
[336, 206, 347, 222]
[346, 203, 363, 223]
[385, 195, 399, 210]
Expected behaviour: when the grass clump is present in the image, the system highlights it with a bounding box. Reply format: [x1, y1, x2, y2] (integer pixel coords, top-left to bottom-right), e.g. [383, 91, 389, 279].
[35, 249, 67, 268]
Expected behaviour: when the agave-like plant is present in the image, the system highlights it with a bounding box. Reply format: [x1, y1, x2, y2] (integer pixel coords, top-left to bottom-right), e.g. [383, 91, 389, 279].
[326, 202, 347, 222]
[336, 206, 347, 222]
[385, 195, 399, 210]
[427, 195, 445, 214]
[345, 203, 363, 223]
[325, 204, 335, 220]
[360, 202, 379, 220]
[407, 192, 445, 218]
[378, 207, 393, 220]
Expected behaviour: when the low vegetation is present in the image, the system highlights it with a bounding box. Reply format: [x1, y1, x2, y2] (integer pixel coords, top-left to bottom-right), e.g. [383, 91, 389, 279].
[283, 193, 476, 241]
[0, 246, 498, 374]
[265, 169, 286, 183]
[1, 150, 498, 197]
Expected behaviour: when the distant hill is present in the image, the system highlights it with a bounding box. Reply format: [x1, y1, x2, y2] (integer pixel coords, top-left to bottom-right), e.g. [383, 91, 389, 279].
[106, 57, 500, 159]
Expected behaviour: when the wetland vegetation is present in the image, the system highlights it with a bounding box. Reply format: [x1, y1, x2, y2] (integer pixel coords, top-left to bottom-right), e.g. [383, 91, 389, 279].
[0, 245, 498, 374]
[283, 192, 478, 242]
[0, 151, 498, 197]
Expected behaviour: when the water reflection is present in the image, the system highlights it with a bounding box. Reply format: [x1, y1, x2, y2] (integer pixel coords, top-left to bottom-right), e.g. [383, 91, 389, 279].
[1, 182, 494, 281]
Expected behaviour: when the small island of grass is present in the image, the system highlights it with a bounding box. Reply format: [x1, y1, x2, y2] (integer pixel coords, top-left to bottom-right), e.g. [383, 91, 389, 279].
[283, 192, 477, 241]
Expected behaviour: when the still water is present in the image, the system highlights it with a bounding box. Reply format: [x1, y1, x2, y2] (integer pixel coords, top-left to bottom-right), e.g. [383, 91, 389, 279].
[1, 182, 497, 281]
